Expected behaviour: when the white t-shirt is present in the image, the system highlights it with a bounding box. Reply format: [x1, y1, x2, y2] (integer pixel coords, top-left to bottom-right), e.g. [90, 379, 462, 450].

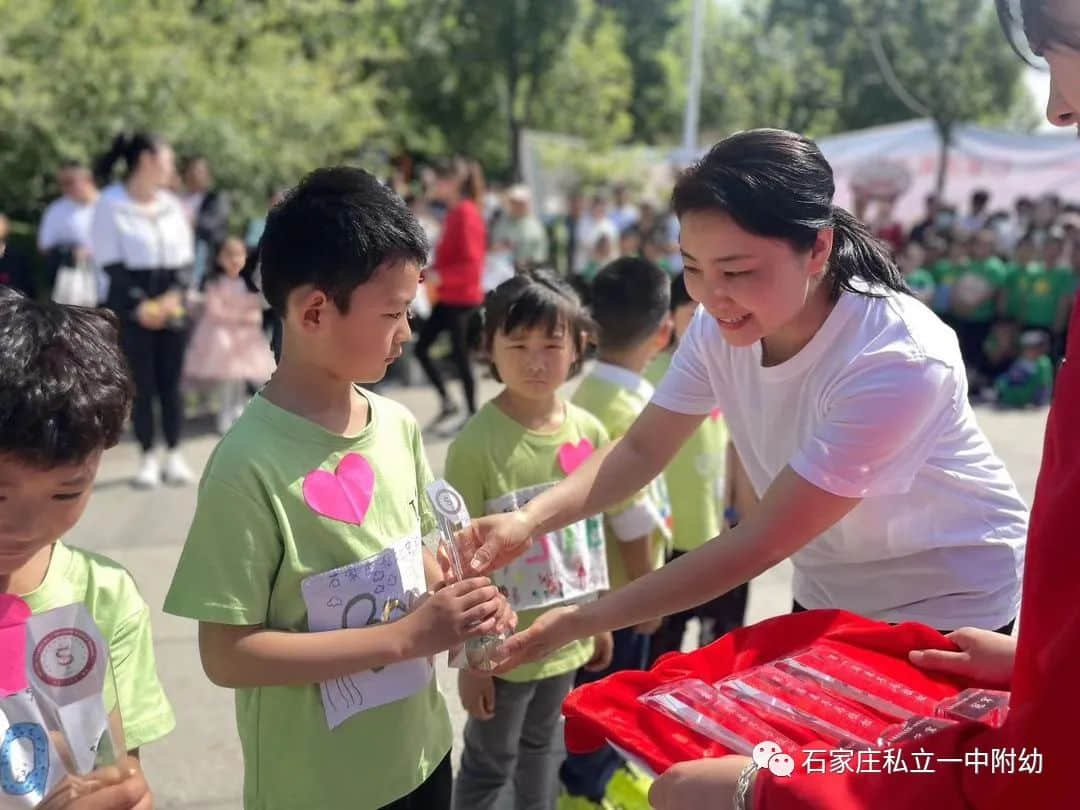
[91, 187, 194, 270]
[652, 285, 1027, 630]
[37, 196, 95, 253]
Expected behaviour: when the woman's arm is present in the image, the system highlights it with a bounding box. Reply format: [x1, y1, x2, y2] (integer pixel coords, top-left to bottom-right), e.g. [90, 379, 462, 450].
[461, 403, 704, 572]
[495, 467, 860, 668]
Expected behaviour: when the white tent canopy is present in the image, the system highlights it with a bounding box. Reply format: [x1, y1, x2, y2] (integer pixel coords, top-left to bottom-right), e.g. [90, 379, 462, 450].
[817, 118, 1080, 224]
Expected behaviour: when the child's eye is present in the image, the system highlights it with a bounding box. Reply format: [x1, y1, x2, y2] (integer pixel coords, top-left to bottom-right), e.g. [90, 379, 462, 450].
[386, 312, 406, 320]
[52, 492, 83, 501]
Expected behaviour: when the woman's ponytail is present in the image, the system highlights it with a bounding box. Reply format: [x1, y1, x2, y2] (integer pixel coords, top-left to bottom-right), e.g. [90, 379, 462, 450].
[93, 131, 164, 185]
[829, 207, 908, 297]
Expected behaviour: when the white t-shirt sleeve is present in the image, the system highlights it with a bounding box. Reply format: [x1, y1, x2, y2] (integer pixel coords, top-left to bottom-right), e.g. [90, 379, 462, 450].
[652, 307, 717, 416]
[38, 202, 61, 251]
[90, 200, 124, 268]
[790, 357, 959, 499]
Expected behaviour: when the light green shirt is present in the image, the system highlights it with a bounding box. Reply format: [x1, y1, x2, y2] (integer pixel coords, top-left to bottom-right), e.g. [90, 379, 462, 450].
[446, 400, 609, 683]
[491, 215, 549, 268]
[163, 392, 452, 810]
[21, 542, 175, 751]
[572, 363, 672, 589]
[645, 352, 728, 552]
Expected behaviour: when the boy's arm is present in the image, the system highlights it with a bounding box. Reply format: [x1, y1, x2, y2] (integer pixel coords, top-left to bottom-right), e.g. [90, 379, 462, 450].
[198, 576, 504, 689]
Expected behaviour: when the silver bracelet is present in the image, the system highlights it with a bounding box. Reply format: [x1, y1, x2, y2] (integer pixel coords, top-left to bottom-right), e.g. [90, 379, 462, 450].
[733, 762, 759, 810]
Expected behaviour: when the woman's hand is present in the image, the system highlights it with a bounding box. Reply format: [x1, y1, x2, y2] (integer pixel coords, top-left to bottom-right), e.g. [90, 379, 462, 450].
[648, 756, 753, 810]
[909, 626, 1016, 688]
[455, 511, 536, 574]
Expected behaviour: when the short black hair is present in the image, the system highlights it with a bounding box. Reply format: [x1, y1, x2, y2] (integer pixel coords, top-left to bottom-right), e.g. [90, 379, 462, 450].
[0, 288, 133, 467]
[257, 166, 428, 317]
[481, 270, 595, 382]
[589, 257, 670, 352]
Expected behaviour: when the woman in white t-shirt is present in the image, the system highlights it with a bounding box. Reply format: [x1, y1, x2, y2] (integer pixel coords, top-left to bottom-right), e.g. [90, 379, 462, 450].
[92, 132, 195, 489]
[461, 128, 1028, 665]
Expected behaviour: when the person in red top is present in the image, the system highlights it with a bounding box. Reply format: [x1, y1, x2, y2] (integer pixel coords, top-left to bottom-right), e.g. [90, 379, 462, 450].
[645, 1, 1080, 806]
[417, 157, 487, 420]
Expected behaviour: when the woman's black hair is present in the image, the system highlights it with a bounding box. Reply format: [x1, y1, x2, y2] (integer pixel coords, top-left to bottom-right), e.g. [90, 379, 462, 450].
[672, 128, 907, 301]
[94, 132, 166, 185]
[996, 0, 1061, 61]
[205, 236, 260, 294]
[433, 156, 486, 202]
[478, 269, 595, 382]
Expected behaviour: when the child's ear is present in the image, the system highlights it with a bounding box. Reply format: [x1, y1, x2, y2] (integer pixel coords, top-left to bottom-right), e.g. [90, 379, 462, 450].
[293, 286, 327, 332]
[655, 314, 675, 349]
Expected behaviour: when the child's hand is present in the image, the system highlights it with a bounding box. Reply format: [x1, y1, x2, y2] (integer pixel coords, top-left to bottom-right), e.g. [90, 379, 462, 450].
[458, 670, 496, 720]
[909, 626, 1016, 689]
[585, 631, 614, 672]
[39, 757, 151, 810]
[402, 577, 504, 658]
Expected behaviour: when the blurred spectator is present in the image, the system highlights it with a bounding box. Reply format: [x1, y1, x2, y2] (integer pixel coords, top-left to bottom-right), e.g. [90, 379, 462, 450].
[490, 184, 548, 272]
[871, 197, 905, 253]
[1029, 193, 1061, 248]
[37, 160, 99, 293]
[930, 235, 970, 323]
[959, 189, 992, 236]
[610, 184, 639, 231]
[550, 188, 586, 277]
[579, 232, 616, 282]
[0, 213, 35, 298]
[909, 193, 942, 245]
[995, 330, 1053, 407]
[899, 241, 935, 307]
[182, 155, 230, 286]
[574, 193, 618, 274]
[952, 228, 1009, 385]
[642, 226, 676, 275]
[619, 224, 643, 258]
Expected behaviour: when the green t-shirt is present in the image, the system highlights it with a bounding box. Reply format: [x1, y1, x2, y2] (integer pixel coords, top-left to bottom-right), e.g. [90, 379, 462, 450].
[905, 268, 936, 307]
[571, 363, 672, 589]
[1005, 264, 1075, 328]
[445, 400, 609, 683]
[20, 542, 175, 752]
[163, 392, 452, 810]
[951, 257, 1009, 322]
[930, 259, 965, 315]
[645, 353, 728, 552]
[996, 355, 1054, 406]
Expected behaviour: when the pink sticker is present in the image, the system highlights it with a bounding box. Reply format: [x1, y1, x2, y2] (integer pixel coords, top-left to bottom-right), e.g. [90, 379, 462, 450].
[558, 439, 595, 476]
[303, 453, 376, 525]
[0, 594, 31, 695]
[710, 408, 723, 422]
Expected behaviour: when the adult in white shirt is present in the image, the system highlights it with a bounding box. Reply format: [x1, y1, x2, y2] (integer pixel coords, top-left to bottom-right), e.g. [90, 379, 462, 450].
[573, 195, 619, 275]
[92, 132, 196, 489]
[38, 161, 99, 292]
[461, 129, 1027, 667]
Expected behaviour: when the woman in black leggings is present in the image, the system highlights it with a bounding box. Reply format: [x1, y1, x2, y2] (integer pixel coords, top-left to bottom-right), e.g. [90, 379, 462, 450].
[417, 157, 487, 420]
[92, 132, 195, 489]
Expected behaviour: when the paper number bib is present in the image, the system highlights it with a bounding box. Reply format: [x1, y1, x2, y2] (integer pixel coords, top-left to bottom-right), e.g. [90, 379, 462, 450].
[486, 483, 609, 611]
[301, 532, 432, 730]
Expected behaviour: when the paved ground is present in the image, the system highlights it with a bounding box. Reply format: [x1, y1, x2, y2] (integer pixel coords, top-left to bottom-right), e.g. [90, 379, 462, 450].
[63, 376, 1049, 809]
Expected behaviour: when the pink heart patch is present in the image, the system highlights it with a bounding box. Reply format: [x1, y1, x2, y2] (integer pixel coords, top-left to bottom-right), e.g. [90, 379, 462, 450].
[710, 408, 723, 422]
[303, 453, 376, 525]
[0, 594, 30, 696]
[558, 439, 595, 476]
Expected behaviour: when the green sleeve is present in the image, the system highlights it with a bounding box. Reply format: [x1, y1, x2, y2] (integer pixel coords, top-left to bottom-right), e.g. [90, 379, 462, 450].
[110, 604, 176, 750]
[444, 437, 486, 519]
[163, 475, 284, 626]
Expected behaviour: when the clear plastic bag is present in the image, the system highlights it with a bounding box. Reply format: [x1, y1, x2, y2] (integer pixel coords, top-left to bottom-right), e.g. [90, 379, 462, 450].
[424, 480, 506, 671]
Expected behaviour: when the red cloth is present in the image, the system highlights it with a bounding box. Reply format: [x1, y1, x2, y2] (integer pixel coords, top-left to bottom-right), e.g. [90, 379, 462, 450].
[432, 199, 486, 306]
[563, 610, 970, 771]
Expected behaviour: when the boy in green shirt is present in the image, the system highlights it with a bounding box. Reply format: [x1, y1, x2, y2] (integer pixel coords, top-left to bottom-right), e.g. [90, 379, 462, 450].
[951, 229, 1009, 384]
[562, 257, 675, 807]
[995, 330, 1054, 407]
[0, 289, 174, 809]
[447, 272, 614, 810]
[162, 169, 514, 810]
[898, 241, 936, 308]
[644, 273, 745, 663]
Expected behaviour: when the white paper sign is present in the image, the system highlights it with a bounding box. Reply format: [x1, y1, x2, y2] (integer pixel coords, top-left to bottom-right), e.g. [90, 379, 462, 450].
[0, 689, 65, 807]
[301, 533, 432, 730]
[486, 484, 609, 611]
[25, 605, 112, 776]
